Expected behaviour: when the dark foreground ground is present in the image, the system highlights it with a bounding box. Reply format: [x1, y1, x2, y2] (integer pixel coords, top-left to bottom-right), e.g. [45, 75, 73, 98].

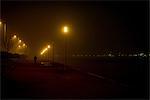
[1, 57, 149, 99]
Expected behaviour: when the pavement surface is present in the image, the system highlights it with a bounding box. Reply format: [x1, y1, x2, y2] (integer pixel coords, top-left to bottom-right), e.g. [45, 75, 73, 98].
[1, 61, 138, 99]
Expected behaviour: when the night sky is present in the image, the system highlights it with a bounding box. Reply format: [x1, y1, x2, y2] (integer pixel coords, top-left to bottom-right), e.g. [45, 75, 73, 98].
[1, 1, 149, 57]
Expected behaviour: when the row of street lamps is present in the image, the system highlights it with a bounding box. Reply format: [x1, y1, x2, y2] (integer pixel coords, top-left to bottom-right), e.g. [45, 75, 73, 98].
[10, 34, 27, 54]
[1, 20, 69, 66]
[40, 45, 50, 55]
[0, 20, 27, 54]
[40, 26, 69, 67]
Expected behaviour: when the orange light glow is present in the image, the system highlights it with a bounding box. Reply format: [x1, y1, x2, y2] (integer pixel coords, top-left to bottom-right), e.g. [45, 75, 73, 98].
[48, 45, 50, 48]
[19, 40, 22, 43]
[23, 43, 25, 47]
[63, 26, 69, 33]
[13, 35, 17, 39]
[41, 48, 48, 55]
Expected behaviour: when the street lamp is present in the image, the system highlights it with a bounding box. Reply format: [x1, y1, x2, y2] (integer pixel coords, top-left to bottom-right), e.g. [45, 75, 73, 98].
[47, 45, 51, 63]
[18, 45, 21, 48]
[48, 45, 50, 48]
[19, 39, 22, 43]
[63, 26, 69, 33]
[23, 43, 26, 47]
[41, 48, 48, 55]
[40, 46, 52, 63]
[62, 26, 69, 68]
[10, 35, 17, 53]
[13, 35, 17, 39]
[0, 20, 7, 52]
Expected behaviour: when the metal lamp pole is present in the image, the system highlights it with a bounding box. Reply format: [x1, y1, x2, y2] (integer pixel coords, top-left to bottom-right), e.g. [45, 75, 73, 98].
[52, 42, 54, 66]
[63, 26, 69, 70]
[0, 21, 7, 52]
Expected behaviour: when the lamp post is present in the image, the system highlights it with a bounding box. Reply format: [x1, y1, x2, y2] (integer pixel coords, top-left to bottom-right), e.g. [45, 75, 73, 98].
[3, 22, 7, 52]
[52, 42, 54, 66]
[0, 21, 7, 52]
[10, 34, 17, 53]
[47, 45, 50, 64]
[62, 26, 69, 69]
[0, 21, 2, 51]
[40, 45, 50, 65]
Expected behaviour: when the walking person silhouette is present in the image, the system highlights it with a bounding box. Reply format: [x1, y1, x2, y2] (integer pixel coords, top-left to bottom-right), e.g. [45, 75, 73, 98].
[34, 56, 37, 64]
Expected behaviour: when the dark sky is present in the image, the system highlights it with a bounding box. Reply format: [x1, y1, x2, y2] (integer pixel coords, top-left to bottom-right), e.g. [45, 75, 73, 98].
[1, 1, 149, 56]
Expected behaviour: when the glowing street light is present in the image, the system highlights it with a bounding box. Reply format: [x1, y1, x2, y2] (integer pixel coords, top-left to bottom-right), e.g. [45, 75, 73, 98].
[23, 43, 25, 47]
[47, 45, 50, 48]
[47, 45, 51, 63]
[43, 48, 48, 52]
[40, 52, 43, 55]
[40, 47, 48, 55]
[13, 35, 16, 38]
[63, 26, 69, 34]
[12, 35, 17, 39]
[19, 39, 22, 43]
[18, 45, 21, 48]
[0, 21, 2, 25]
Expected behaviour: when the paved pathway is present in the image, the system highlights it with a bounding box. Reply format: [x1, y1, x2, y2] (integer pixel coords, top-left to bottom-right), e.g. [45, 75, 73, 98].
[3, 62, 128, 98]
